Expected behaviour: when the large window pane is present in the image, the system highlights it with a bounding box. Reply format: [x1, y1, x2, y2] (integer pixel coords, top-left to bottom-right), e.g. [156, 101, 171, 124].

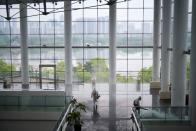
[41, 35, 54, 46]
[84, 35, 97, 45]
[55, 35, 64, 46]
[10, 22, 20, 34]
[0, 35, 10, 46]
[144, 0, 154, 8]
[117, 48, 128, 59]
[117, 22, 128, 33]
[98, 34, 109, 46]
[41, 48, 54, 59]
[72, 34, 83, 46]
[98, 48, 109, 59]
[28, 22, 39, 34]
[0, 48, 10, 59]
[73, 22, 83, 34]
[117, 34, 127, 46]
[84, 9, 97, 21]
[55, 22, 64, 34]
[128, 22, 143, 33]
[72, 10, 83, 21]
[98, 9, 109, 20]
[128, 60, 142, 71]
[29, 48, 40, 60]
[128, 48, 142, 59]
[117, 60, 127, 71]
[84, 48, 97, 59]
[129, 9, 143, 21]
[11, 35, 20, 46]
[129, 0, 143, 8]
[143, 34, 153, 46]
[0, 22, 10, 34]
[84, 22, 97, 34]
[98, 22, 109, 33]
[12, 60, 21, 83]
[72, 48, 84, 60]
[11, 49, 21, 60]
[144, 9, 153, 21]
[28, 35, 40, 46]
[55, 48, 64, 60]
[144, 22, 153, 33]
[143, 60, 152, 68]
[40, 22, 54, 34]
[41, 60, 55, 64]
[117, 9, 127, 21]
[143, 48, 153, 59]
[128, 34, 142, 46]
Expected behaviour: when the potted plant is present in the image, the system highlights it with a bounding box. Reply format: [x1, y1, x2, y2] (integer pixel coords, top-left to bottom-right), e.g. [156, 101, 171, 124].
[66, 98, 86, 131]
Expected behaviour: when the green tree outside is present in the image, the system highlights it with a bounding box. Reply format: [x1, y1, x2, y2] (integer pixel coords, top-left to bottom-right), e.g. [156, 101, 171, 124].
[137, 67, 152, 83]
[0, 59, 16, 79]
[56, 60, 65, 79]
[138, 64, 190, 83]
[74, 58, 109, 82]
[116, 74, 134, 83]
[0, 59, 16, 72]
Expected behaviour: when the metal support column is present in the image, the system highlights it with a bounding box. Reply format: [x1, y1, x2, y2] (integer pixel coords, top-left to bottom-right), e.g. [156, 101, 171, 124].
[20, 0, 29, 89]
[160, 0, 172, 100]
[152, 0, 161, 82]
[109, 0, 116, 130]
[171, 0, 188, 106]
[64, 0, 72, 97]
[150, 0, 161, 92]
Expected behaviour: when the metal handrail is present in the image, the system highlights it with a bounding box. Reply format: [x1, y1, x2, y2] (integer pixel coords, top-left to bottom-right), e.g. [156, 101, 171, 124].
[128, 106, 189, 108]
[138, 106, 190, 121]
[130, 107, 141, 131]
[53, 103, 73, 131]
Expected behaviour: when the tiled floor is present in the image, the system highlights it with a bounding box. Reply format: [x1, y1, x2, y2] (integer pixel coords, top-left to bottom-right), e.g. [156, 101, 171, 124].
[71, 83, 161, 131]
[80, 100, 134, 131]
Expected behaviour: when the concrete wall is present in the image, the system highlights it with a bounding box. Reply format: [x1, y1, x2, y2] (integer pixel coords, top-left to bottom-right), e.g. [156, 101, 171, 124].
[0, 111, 61, 120]
[0, 109, 62, 131]
[0, 120, 56, 131]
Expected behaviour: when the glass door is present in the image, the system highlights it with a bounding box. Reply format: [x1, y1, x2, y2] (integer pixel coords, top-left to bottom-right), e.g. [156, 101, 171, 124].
[39, 64, 56, 90]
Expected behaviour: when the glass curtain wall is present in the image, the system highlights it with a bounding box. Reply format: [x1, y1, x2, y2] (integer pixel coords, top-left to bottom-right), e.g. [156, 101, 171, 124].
[0, 0, 192, 106]
[115, 0, 153, 116]
[0, 4, 21, 88]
